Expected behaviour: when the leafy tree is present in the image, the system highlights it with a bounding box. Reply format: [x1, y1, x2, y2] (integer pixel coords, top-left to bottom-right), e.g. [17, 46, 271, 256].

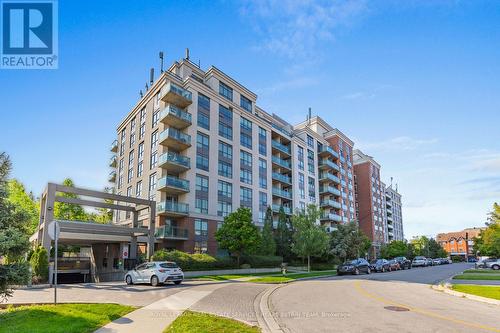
[474, 203, 500, 257]
[259, 206, 276, 256]
[291, 205, 329, 272]
[410, 236, 430, 257]
[275, 206, 294, 261]
[7, 179, 39, 235]
[331, 221, 372, 262]
[380, 240, 408, 259]
[30, 246, 49, 282]
[427, 238, 447, 258]
[0, 153, 30, 300]
[215, 207, 261, 266]
[54, 178, 87, 221]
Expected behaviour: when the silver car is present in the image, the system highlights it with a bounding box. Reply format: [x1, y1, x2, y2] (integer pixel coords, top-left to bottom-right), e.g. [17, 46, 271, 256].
[412, 256, 427, 267]
[485, 259, 500, 270]
[125, 261, 184, 286]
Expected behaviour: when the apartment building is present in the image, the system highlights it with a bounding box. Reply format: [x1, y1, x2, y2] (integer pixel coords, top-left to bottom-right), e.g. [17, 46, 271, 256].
[436, 227, 484, 259]
[109, 54, 358, 255]
[353, 149, 386, 258]
[384, 184, 404, 242]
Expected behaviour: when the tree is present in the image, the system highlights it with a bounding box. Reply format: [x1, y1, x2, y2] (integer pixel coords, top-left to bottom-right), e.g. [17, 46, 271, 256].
[380, 240, 408, 259]
[215, 207, 261, 266]
[259, 206, 276, 256]
[427, 238, 447, 258]
[330, 222, 372, 262]
[474, 203, 500, 257]
[30, 246, 49, 282]
[275, 206, 294, 261]
[54, 178, 87, 221]
[0, 153, 30, 300]
[410, 236, 430, 257]
[7, 179, 39, 235]
[291, 205, 329, 272]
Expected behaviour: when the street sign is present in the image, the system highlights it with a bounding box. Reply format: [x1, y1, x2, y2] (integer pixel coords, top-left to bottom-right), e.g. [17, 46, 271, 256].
[47, 221, 60, 240]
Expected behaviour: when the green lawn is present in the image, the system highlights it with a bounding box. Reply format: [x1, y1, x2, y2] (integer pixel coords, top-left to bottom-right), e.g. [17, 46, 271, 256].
[190, 271, 280, 281]
[452, 274, 500, 280]
[164, 310, 260, 333]
[463, 269, 500, 274]
[451, 285, 500, 300]
[0, 303, 136, 333]
[248, 270, 337, 283]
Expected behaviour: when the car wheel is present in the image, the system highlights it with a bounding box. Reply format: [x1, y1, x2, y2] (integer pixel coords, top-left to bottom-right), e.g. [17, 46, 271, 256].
[354, 268, 360, 275]
[382, 267, 385, 273]
[125, 275, 133, 285]
[338, 272, 343, 276]
[174, 280, 182, 285]
[367, 268, 371, 275]
[151, 275, 159, 287]
[492, 265, 500, 270]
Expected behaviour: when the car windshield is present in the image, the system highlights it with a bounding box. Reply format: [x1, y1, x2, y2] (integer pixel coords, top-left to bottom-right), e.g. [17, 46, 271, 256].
[159, 262, 178, 269]
[345, 260, 358, 265]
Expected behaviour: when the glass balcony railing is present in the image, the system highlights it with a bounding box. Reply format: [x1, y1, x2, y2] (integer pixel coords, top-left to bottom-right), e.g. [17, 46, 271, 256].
[271, 140, 291, 154]
[320, 199, 342, 209]
[158, 151, 191, 169]
[319, 172, 341, 184]
[318, 146, 339, 159]
[321, 212, 342, 222]
[158, 175, 190, 191]
[159, 128, 191, 145]
[108, 171, 116, 182]
[157, 201, 189, 215]
[272, 123, 292, 137]
[319, 185, 341, 196]
[109, 155, 117, 167]
[160, 105, 192, 124]
[162, 81, 193, 107]
[319, 159, 340, 171]
[155, 225, 189, 239]
[272, 187, 292, 199]
[272, 156, 291, 169]
[272, 204, 292, 215]
[110, 139, 118, 152]
[272, 172, 292, 184]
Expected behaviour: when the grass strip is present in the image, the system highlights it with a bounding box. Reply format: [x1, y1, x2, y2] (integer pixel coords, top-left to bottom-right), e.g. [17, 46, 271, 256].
[164, 310, 260, 333]
[451, 284, 500, 300]
[452, 274, 500, 281]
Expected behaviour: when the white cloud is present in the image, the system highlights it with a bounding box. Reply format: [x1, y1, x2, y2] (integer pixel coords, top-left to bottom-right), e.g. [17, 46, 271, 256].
[356, 136, 438, 152]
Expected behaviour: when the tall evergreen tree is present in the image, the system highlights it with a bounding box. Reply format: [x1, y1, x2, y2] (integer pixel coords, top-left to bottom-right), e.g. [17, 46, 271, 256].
[0, 153, 30, 300]
[7, 179, 39, 234]
[275, 206, 293, 261]
[259, 206, 277, 256]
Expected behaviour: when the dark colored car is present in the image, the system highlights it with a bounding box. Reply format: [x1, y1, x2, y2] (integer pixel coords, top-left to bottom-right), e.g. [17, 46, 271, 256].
[394, 256, 412, 270]
[337, 258, 371, 275]
[387, 259, 401, 271]
[369, 259, 390, 273]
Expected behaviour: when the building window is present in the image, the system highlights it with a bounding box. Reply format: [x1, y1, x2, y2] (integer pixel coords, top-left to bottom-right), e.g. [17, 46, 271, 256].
[219, 141, 232, 159]
[194, 240, 208, 254]
[259, 158, 267, 189]
[150, 151, 158, 169]
[241, 133, 252, 149]
[195, 198, 208, 214]
[127, 169, 133, 183]
[138, 142, 144, 161]
[120, 129, 126, 157]
[217, 201, 232, 217]
[218, 161, 232, 178]
[148, 173, 157, 200]
[240, 95, 252, 112]
[298, 146, 304, 170]
[129, 117, 136, 148]
[219, 82, 233, 101]
[195, 219, 208, 237]
[196, 174, 209, 192]
[308, 177, 316, 202]
[219, 105, 233, 140]
[218, 180, 232, 198]
[240, 150, 252, 168]
[196, 132, 210, 171]
[241, 117, 252, 131]
[240, 187, 252, 208]
[259, 191, 267, 223]
[152, 110, 159, 128]
[195, 174, 209, 213]
[240, 169, 252, 185]
[307, 135, 314, 148]
[139, 123, 145, 140]
[136, 181, 142, 198]
[137, 161, 143, 177]
[307, 149, 315, 174]
[299, 173, 305, 199]
[258, 127, 267, 156]
[198, 93, 210, 130]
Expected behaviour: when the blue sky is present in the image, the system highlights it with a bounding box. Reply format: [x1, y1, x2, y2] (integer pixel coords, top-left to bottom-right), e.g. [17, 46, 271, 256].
[1, 0, 499, 238]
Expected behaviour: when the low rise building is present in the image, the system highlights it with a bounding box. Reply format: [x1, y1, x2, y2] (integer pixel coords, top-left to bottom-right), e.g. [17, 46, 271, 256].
[436, 227, 484, 258]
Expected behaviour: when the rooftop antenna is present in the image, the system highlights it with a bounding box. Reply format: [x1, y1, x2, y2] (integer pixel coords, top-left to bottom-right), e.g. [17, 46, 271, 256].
[139, 90, 143, 98]
[145, 83, 149, 91]
[149, 68, 154, 86]
[159, 51, 164, 73]
[308, 107, 312, 124]
[390, 177, 393, 187]
[185, 47, 190, 60]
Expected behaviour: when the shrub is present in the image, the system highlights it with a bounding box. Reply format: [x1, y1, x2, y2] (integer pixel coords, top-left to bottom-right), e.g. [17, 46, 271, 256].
[241, 255, 283, 268]
[30, 246, 49, 283]
[151, 250, 236, 271]
[240, 264, 251, 269]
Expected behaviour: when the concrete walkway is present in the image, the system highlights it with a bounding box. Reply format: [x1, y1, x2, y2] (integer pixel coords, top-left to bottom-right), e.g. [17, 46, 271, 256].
[95, 283, 228, 333]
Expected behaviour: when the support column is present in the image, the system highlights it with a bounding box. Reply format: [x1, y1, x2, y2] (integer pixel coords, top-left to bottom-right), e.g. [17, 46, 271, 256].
[41, 183, 56, 252]
[147, 204, 156, 260]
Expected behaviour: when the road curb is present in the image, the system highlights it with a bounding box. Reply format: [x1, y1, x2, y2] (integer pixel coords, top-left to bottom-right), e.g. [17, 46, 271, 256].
[254, 285, 285, 333]
[432, 284, 500, 306]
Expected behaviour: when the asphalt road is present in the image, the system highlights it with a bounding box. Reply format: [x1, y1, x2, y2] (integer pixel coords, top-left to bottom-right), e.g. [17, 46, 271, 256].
[271, 263, 500, 333]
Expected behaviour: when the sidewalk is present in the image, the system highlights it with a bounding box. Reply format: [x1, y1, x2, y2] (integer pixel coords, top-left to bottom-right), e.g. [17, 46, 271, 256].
[95, 283, 227, 333]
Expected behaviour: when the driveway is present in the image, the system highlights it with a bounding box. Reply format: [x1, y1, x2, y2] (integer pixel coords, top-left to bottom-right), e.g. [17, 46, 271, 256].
[270, 263, 500, 333]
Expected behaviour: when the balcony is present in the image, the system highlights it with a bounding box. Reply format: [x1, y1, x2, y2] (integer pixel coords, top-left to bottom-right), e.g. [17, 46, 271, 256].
[157, 175, 190, 194]
[318, 146, 339, 159]
[159, 128, 191, 150]
[155, 225, 189, 240]
[158, 151, 190, 172]
[272, 204, 292, 215]
[319, 159, 340, 171]
[157, 201, 189, 217]
[109, 155, 117, 168]
[110, 140, 118, 153]
[108, 171, 116, 183]
[272, 172, 292, 185]
[272, 123, 292, 137]
[271, 140, 291, 156]
[272, 156, 291, 170]
[160, 105, 192, 129]
[319, 172, 341, 184]
[161, 81, 192, 108]
[319, 185, 341, 197]
[272, 187, 292, 200]
[320, 199, 342, 209]
[387, 214, 393, 222]
[320, 212, 342, 222]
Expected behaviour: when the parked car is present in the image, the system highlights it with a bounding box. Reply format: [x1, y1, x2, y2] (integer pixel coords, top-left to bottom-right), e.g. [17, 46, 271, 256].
[369, 259, 390, 272]
[412, 256, 427, 267]
[485, 259, 500, 270]
[337, 258, 371, 275]
[467, 257, 478, 263]
[394, 256, 412, 269]
[387, 259, 401, 271]
[475, 258, 498, 269]
[125, 261, 184, 286]
[432, 258, 442, 265]
[426, 258, 434, 266]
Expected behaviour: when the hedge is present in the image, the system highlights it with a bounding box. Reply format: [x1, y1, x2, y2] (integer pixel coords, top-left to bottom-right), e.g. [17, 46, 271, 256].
[150, 250, 283, 271]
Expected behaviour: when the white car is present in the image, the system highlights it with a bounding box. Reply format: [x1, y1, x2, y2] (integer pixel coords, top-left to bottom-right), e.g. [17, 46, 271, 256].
[412, 256, 427, 267]
[485, 259, 500, 270]
[125, 261, 184, 286]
